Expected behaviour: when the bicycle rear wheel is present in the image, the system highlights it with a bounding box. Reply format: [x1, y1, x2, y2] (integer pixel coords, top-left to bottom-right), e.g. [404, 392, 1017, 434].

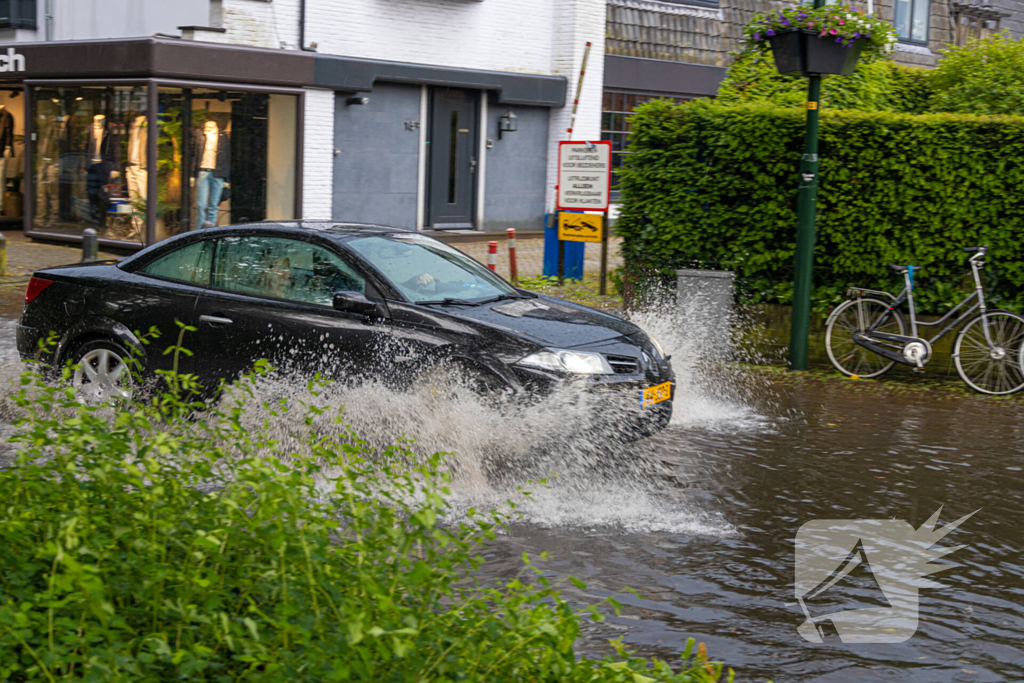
[825, 298, 906, 378]
[954, 310, 1024, 395]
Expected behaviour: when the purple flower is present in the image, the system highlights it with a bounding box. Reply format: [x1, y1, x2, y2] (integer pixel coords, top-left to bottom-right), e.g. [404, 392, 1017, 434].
[767, 29, 776, 36]
[754, 32, 760, 40]
[782, 19, 790, 25]
[853, 31, 860, 38]
[836, 37, 843, 43]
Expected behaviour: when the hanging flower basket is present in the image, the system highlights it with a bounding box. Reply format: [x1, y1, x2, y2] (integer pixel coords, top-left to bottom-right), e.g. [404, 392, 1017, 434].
[744, 5, 897, 77]
[768, 29, 865, 76]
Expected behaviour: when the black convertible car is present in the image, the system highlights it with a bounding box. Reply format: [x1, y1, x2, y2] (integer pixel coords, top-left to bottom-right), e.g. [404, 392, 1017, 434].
[17, 222, 674, 431]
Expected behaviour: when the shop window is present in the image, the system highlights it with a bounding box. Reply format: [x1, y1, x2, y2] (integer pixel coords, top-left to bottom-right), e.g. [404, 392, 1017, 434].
[601, 90, 689, 197]
[0, 87, 24, 224]
[156, 88, 298, 241]
[31, 85, 149, 242]
[895, 0, 930, 43]
[29, 84, 298, 246]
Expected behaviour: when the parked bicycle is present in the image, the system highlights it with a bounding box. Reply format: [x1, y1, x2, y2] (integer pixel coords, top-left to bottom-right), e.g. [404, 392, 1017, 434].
[825, 246, 1024, 395]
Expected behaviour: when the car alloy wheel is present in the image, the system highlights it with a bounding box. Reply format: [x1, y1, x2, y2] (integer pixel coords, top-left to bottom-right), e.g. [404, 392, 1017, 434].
[72, 343, 133, 403]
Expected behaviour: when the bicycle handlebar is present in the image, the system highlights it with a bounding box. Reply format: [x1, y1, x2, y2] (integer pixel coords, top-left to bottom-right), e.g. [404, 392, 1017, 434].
[963, 246, 987, 253]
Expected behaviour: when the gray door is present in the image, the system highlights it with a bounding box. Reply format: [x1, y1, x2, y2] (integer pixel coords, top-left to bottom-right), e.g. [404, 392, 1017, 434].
[428, 88, 477, 228]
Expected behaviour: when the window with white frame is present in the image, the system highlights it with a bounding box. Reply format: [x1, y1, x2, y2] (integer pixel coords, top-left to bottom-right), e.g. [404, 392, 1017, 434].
[894, 0, 930, 43]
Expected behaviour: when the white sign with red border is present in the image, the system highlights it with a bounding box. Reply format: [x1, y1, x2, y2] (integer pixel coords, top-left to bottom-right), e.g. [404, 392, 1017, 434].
[556, 141, 612, 212]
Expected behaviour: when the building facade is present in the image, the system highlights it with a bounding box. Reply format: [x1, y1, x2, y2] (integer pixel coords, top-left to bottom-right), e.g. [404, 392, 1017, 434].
[0, 0, 608, 248]
[600, 0, 1024, 194]
[0, 0, 1021, 248]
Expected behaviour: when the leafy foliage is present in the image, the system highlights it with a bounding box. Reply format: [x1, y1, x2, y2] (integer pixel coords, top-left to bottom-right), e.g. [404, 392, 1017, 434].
[743, 5, 897, 55]
[717, 51, 932, 113]
[0, 349, 733, 682]
[929, 32, 1024, 115]
[616, 99, 1024, 314]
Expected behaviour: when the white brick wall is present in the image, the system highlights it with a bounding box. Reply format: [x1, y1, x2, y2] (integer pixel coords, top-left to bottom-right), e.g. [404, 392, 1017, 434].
[203, 0, 300, 49]
[545, 0, 607, 212]
[302, 88, 336, 219]
[210, 0, 606, 223]
[304, 0, 556, 74]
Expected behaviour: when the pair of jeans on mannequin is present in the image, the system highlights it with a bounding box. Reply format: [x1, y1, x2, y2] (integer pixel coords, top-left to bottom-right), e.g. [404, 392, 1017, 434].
[194, 169, 224, 230]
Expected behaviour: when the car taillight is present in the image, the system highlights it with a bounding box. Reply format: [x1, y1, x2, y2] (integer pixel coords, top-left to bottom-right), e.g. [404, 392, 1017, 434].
[24, 277, 54, 303]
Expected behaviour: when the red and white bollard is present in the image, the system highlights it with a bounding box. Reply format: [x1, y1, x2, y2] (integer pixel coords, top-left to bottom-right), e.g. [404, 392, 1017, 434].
[506, 228, 518, 284]
[487, 241, 497, 271]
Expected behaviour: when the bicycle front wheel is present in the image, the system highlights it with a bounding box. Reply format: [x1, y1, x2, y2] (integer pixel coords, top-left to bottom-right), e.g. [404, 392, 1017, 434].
[825, 298, 906, 378]
[954, 310, 1024, 395]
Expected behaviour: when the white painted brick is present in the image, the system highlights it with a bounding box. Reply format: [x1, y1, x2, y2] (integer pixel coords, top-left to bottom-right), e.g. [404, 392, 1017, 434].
[302, 88, 336, 219]
[212, 0, 607, 222]
[545, 0, 607, 212]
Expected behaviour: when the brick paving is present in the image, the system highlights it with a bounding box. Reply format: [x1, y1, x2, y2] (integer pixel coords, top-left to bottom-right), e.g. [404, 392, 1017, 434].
[0, 231, 120, 287]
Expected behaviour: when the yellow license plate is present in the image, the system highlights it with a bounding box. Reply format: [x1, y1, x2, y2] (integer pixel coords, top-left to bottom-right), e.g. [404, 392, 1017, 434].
[640, 381, 672, 408]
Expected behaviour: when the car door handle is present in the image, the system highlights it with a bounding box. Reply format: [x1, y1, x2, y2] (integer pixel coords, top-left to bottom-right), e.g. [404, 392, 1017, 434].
[199, 314, 233, 326]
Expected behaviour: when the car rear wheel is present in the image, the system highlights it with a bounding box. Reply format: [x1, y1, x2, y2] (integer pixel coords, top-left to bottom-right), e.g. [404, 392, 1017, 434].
[71, 339, 134, 404]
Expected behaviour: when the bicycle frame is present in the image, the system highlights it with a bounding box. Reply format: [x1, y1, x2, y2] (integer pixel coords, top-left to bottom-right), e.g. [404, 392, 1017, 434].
[858, 251, 990, 359]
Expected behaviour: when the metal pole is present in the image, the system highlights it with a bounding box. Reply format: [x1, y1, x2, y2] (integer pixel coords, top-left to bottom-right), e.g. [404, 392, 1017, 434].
[788, 75, 821, 371]
[788, 0, 826, 371]
[506, 228, 518, 284]
[599, 219, 609, 295]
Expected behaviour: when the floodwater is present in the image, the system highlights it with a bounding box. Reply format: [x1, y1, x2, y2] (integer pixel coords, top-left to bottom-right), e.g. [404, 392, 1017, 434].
[1, 287, 1021, 682]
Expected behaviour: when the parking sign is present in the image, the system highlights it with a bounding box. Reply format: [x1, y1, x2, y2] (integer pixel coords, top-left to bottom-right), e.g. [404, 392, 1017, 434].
[557, 141, 611, 212]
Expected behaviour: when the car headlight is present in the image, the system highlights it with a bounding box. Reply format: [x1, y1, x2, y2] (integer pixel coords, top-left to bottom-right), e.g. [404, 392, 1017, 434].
[516, 349, 614, 375]
[649, 336, 666, 359]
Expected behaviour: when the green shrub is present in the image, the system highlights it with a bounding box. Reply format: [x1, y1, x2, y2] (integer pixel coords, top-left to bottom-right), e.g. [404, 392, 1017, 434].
[0, 352, 734, 682]
[616, 99, 1024, 313]
[930, 32, 1024, 115]
[717, 51, 932, 112]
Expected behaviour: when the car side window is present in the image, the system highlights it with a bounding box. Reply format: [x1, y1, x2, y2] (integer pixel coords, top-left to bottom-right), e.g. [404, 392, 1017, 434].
[140, 240, 214, 286]
[212, 236, 366, 306]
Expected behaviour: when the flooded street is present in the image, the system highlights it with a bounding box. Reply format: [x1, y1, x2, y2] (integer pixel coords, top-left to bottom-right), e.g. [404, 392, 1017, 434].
[1, 284, 1021, 682]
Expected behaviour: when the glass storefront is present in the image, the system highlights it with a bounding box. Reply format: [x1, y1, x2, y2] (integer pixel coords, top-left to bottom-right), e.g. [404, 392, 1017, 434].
[29, 82, 299, 246]
[156, 87, 298, 242]
[0, 86, 25, 225]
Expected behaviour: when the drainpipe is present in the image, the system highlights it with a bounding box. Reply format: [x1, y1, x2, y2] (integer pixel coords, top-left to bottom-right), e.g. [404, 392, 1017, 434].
[299, 0, 316, 51]
[45, 0, 53, 40]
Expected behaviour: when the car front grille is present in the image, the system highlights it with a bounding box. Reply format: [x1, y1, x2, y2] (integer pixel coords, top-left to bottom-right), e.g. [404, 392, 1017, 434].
[606, 354, 640, 375]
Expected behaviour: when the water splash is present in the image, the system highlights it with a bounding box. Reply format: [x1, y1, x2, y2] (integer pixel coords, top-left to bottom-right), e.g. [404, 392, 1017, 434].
[0, 298, 775, 534]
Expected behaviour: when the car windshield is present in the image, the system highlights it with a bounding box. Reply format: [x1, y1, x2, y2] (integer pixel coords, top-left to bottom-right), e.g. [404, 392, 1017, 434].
[347, 234, 517, 303]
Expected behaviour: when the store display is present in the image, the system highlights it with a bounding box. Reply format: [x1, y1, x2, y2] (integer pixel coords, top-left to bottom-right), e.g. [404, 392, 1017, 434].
[125, 114, 147, 203]
[190, 119, 231, 229]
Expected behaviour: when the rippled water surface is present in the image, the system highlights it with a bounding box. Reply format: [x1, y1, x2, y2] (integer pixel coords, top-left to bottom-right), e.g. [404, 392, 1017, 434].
[1, 291, 1021, 682]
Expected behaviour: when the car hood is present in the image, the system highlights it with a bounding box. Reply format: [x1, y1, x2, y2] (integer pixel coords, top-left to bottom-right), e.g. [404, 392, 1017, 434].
[449, 294, 641, 348]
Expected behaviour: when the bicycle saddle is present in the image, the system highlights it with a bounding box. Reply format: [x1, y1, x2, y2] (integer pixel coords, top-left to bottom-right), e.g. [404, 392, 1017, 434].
[886, 264, 922, 274]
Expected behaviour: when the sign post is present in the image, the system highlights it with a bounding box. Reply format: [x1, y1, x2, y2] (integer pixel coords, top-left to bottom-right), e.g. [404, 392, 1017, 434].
[556, 140, 611, 288]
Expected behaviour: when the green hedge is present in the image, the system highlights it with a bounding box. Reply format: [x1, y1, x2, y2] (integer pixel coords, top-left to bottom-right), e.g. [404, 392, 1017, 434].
[716, 52, 932, 114]
[616, 99, 1024, 313]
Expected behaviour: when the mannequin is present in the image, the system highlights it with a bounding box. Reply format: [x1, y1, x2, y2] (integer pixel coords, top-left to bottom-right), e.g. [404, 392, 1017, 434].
[125, 115, 147, 204]
[190, 119, 231, 229]
[36, 113, 66, 225]
[85, 114, 112, 226]
[0, 104, 12, 216]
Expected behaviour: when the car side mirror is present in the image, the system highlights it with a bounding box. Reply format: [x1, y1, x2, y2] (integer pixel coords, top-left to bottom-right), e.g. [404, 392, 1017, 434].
[333, 290, 379, 317]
